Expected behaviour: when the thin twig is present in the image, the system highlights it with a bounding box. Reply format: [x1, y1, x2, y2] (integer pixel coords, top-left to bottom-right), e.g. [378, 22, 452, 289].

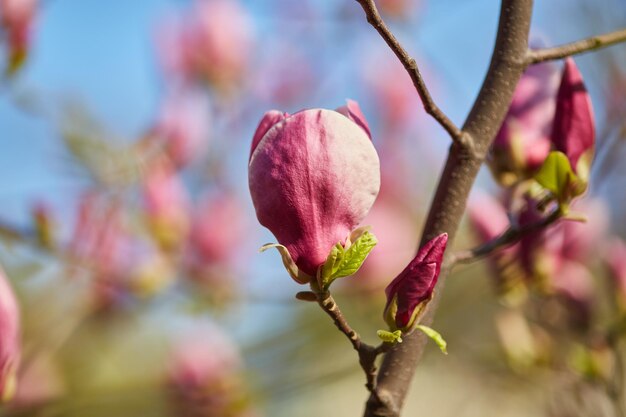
[450, 209, 563, 266]
[354, 0, 468, 147]
[314, 289, 390, 392]
[527, 27, 626, 65]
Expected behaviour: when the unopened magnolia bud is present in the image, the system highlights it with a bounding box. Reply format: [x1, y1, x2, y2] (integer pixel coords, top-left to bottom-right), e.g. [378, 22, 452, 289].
[249, 101, 380, 280]
[384, 233, 448, 331]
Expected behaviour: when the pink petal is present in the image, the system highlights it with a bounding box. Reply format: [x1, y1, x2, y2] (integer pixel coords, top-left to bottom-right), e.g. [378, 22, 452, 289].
[249, 110, 287, 161]
[551, 58, 595, 172]
[249, 108, 380, 276]
[335, 99, 371, 139]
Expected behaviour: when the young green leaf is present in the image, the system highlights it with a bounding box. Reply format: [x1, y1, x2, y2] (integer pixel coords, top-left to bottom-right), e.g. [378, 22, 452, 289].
[534, 151, 586, 203]
[415, 324, 448, 355]
[377, 329, 403, 344]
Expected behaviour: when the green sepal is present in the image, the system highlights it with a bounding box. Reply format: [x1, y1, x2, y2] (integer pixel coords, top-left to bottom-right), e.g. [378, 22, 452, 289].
[534, 151, 586, 204]
[259, 243, 312, 284]
[377, 329, 403, 344]
[319, 230, 377, 290]
[415, 324, 448, 355]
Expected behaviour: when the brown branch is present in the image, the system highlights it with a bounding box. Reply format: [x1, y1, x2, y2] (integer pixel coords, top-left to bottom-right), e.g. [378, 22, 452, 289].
[527, 27, 626, 64]
[354, 0, 468, 147]
[315, 289, 391, 393]
[363, 1, 533, 416]
[450, 209, 563, 265]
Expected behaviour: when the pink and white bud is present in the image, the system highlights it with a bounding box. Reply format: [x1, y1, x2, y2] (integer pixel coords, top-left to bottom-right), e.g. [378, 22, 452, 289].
[488, 62, 560, 185]
[550, 58, 595, 181]
[0, 267, 20, 402]
[384, 233, 448, 331]
[249, 104, 380, 278]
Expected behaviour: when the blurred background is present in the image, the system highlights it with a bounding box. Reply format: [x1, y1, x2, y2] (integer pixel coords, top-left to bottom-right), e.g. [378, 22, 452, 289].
[0, 0, 625, 416]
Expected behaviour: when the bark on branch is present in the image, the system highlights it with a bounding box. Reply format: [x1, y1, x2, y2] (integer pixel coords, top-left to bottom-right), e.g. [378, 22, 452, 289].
[527, 27, 626, 64]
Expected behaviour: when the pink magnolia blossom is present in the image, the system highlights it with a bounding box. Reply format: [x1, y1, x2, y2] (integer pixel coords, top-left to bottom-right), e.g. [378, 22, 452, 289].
[0, 267, 20, 402]
[550, 58, 595, 180]
[0, 0, 36, 72]
[166, 324, 257, 417]
[189, 191, 247, 266]
[142, 159, 191, 250]
[249, 103, 380, 278]
[148, 91, 211, 168]
[384, 233, 448, 331]
[156, 0, 253, 90]
[488, 62, 560, 185]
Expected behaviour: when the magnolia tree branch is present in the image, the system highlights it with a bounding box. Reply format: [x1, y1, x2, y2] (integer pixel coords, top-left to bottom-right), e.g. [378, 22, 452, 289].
[361, 1, 534, 416]
[354, 0, 467, 146]
[527, 27, 626, 64]
[449, 209, 563, 266]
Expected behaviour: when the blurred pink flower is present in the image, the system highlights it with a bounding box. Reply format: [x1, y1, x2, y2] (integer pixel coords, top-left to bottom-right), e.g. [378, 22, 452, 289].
[249, 105, 380, 279]
[488, 62, 560, 185]
[156, 0, 253, 90]
[148, 91, 211, 168]
[189, 191, 247, 267]
[142, 159, 191, 250]
[0, 0, 36, 72]
[0, 267, 20, 402]
[377, 0, 422, 17]
[167, 325, 241, 390]
[167, 324, 256, 417]
[354, 198, 418, 290]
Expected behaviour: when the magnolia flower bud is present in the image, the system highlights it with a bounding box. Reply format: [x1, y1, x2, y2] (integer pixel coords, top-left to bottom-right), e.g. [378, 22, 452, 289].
[384, 233, 447, 331]
[551, 58, 595, 182]
[249, 102, 380, 279]
[488, 62, 560, 185]
[0, 267, 20, 403]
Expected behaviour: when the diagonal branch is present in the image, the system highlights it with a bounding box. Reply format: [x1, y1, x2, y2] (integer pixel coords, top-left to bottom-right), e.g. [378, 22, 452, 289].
[527, 27, 626, 64]
[449, 209, 563, 266]
[354, 0, 468, 147]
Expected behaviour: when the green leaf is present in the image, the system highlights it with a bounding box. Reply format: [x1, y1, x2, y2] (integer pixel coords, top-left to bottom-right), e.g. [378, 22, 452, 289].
[320, 243, 345, 286]
[534, 151, 586, 204]
[335, 231, 377, 278]
[377, 329, 403, 344]
[415, 325, 448, 355]
[259, 243, 312, 284]
[320, 231, 378, 289]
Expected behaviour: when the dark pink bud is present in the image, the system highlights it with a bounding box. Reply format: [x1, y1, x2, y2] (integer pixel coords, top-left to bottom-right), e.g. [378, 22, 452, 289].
[384, 233, 448, 330]
[335, 99, 371, 139]
[249, 105, 380, 277]
[0, 267, 20, 402]
[551, 58, 595, 177]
